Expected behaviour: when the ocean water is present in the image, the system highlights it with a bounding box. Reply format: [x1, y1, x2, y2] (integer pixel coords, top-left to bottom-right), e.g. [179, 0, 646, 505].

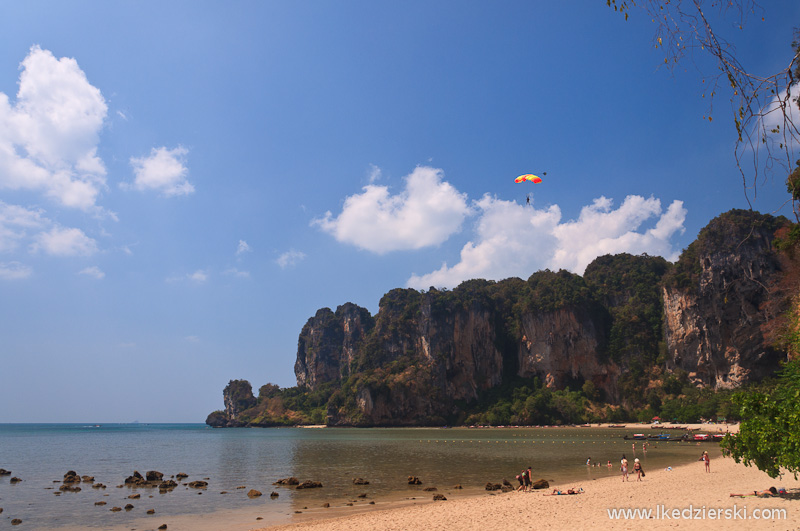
[0, 424, 724, 530]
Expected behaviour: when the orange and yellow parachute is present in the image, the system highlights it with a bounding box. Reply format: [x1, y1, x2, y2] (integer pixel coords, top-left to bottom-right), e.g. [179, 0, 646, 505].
[515, 174, 542, 184]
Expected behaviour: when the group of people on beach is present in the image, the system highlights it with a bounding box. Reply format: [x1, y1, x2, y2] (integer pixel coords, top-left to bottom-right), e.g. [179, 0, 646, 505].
[619, 454, 645, 481]
[515, 466, 533, 492]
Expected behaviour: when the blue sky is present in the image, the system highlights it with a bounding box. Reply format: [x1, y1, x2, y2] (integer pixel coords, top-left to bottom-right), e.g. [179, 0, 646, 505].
[1, 1, 798, 422]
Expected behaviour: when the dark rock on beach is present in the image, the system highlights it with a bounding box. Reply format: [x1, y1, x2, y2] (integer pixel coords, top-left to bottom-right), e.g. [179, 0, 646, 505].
[407, 476, 422, 485]
[146, 471, 164, 482]
[485, 482, 502, 491]
[247, 489, 262, 498]
[159, 480, 178, 492]
[296, 480, 323, 489]
[352, 477, 370, 485]
[422, 487, 437, 492]
[532, 479, 550, 489]
[92, 483, 106, 489]
[187, 481, 208, 489]
[0, 468, 11, 475]
[10, 477, 22, 483]
[176, 473, 188, 480]
[147, 509, 156, 514]
[63, 471, 81, 484]
[433, 494, 447, 501]
[94, 501, 107, 506]
[273, 477, 299, 486]
[270, 491, 279, 497]
[125, 471, 147, 486]
[59, 484, 81, 492]
[11, 519, 22, 525]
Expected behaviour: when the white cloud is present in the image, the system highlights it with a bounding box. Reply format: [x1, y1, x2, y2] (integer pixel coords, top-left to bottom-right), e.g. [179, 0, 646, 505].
[188, 269, 208, 283]
[312, 166, 471, 253]
[0, 261, 32, 280]
[550, 196, 685, 273]
[185, 335, 200, 343]
[223, 267, 250, 278]
[367, 163, 382, 183]
[407, 195, 686, 289]
[30, 226, 98, 256]
[0, 45, 108, 210]
[166, 269, 209, 284]
[0, 201, 47, 252]
[78, 266, 104, 279]
[127, 146, 193, 196]
[236, 240, 251, 256]
[758, 83, 800, 153]
[276, 249, 306, 269]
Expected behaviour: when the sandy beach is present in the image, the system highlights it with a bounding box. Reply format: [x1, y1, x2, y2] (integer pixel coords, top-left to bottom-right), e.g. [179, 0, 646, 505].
[258, 436, 800, 531]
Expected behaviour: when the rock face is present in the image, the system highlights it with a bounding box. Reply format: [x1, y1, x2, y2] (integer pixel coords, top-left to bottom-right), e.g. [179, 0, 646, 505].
[209, 209, 791, 427]
[295, 303, 374, 388]
[662, 210, 785, 388]
[207, 380, 256, 427]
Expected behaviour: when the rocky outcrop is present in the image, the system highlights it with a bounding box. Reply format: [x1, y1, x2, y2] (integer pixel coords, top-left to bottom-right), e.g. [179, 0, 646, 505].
[295, 303, 374, 388]
[206, 380, 257, 427]
[663, 210, 786, 388]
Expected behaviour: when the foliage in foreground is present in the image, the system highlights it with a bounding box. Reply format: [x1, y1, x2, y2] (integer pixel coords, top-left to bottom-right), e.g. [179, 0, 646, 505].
[721, 359, 800, 479]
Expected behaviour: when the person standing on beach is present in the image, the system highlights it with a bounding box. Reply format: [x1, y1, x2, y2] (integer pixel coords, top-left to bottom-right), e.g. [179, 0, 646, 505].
[620, 455, 629, 482]
[527, 466, 533, 491]
[701, 451, 710, 473]
[633, 458, 643, 481]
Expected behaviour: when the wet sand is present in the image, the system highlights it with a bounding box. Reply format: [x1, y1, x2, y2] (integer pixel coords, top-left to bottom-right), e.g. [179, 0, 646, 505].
[259, 454, 800, 530]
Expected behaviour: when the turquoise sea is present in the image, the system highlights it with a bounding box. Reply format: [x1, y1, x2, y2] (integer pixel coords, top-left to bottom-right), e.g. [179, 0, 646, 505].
[0, 424, 725, 530]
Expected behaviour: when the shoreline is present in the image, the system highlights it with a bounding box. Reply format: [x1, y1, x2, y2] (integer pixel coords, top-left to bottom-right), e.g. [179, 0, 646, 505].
[258, 455, 798, 531]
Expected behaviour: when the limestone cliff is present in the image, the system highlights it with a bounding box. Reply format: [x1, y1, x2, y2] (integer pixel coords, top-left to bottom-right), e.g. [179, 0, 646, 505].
[206, 380, 256, 427]
[662, 210, 786, 388]
[209, 209, 791, 427]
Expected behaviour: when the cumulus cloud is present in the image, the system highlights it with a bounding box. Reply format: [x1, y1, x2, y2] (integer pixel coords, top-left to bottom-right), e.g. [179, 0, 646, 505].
[236, 240, 251, 256]
[30, 226, 98, 256]
[550, 196, 685, 273]
[367, 163, 382, 183]
[188, 269, 208, 283]
[0, 201, 47, 252]
[0, 261, 33, 280]
[312, 166, 471, 253]
[758, 83, 800, 152]
[408, 195, 686, 289]
[276, 249, 306, 269]
[78, 266, 104, 279]
[127, 146, 193, 196]
[0, 45, 108, 210]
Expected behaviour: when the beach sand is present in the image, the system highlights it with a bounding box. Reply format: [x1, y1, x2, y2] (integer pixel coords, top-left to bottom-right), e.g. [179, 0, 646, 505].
[258, 454, 800, 530]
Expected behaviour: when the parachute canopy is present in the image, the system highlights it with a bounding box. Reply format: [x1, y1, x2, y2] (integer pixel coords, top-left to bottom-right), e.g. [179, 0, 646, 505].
[515, 174, 542, 184]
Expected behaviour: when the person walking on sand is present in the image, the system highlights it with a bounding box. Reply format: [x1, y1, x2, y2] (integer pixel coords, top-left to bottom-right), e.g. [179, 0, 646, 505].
[633, 458, 643, 481]
[526, 466, 533, 491]
[701, 451, 710, 473]
[620, 455, 629, 482]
